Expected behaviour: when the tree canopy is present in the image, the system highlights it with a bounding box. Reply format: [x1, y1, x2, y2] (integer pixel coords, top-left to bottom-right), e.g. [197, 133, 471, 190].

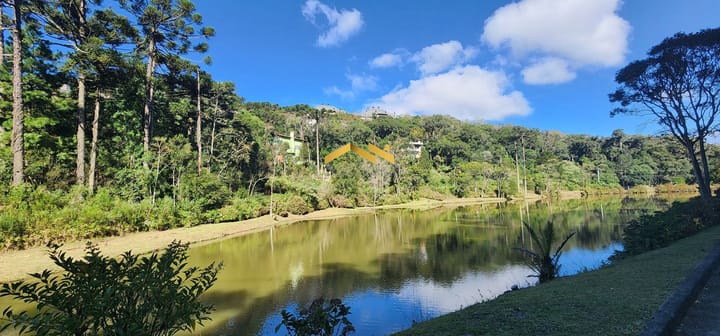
[610, 27, 720, 200]
[0, 3, 717, 250]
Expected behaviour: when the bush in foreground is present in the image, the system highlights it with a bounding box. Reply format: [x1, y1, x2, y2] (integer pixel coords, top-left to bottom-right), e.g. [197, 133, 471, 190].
[0, 241, 222, 336]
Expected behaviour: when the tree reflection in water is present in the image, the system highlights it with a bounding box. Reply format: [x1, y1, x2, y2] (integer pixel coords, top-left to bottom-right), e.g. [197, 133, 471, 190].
[183, 197, 675, 336]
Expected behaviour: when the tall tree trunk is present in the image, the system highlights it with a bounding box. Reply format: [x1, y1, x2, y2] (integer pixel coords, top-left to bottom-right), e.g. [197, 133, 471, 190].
[143, 38, 157, 169]
[315, 117, 320, 176]
[209, 93, 219, 167]
[515, 143, 520, 195]
[697, 138, 712, 199]
[196, 67, 202, 173]
[76, 73, 86, 184]
[10, 0, 23, 186]
[522, 137, 528, 196]
[0, 4, 5, 146]
[1, 4, 4, 65]
[75, 0, 87, 185]
[88, 92, 100, 194]
[686, 143, 710, 200]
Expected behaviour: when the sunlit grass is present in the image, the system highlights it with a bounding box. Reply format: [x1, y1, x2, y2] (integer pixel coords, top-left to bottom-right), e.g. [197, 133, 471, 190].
[395, 225, 720, 336]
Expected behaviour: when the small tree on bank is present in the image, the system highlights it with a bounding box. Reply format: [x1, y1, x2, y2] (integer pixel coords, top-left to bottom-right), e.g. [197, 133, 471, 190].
[610, 27, 720, 201]
[514, 221, 575, 284]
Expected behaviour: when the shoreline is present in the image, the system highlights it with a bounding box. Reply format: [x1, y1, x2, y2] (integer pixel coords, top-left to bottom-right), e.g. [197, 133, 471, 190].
[0, 197, 504, 284]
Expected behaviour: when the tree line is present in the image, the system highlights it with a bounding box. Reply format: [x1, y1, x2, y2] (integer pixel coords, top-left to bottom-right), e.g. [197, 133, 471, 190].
[0, 1, 718, 248]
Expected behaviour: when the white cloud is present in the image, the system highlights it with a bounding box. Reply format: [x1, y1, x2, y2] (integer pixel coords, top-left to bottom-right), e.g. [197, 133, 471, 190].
[347, 73, 377, 91]
[371, 65, 531, 121]
[482, 0, 630, 71]
[521, 58, 576, 85]
[302, 0, 364, 47]
[411, 40, 478, 76]
[324, 73, 377, 99]
[323, 86, 354, 100]
[397, 265, 532, 312]
[369, 53, 404, 69]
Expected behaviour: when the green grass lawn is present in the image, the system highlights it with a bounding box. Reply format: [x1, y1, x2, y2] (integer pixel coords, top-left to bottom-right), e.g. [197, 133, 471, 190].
[395, 225, 720, 336]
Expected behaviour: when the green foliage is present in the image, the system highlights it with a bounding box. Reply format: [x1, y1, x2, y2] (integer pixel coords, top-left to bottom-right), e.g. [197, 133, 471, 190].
[329, 157, 364, 206]
[0, 241, 222, 336]
[219, 195, 268, 221]
[271, 175, 322, 210]
[178, 171, 231, 211]
[398, 225, 720, 336]
[273, 194, 312, 216]
[0, 187, 219, 249]
[616, 197, 719, 257]
[276, 298, 355, 336]
[610, 28, 720, 200]
[1, 10, 717, 252]
[515, 221, 576, 283]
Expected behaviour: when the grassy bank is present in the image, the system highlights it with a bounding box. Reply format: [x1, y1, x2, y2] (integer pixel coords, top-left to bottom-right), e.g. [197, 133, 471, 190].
[395, 224, 720, 336]
[0, 197, 504, 284]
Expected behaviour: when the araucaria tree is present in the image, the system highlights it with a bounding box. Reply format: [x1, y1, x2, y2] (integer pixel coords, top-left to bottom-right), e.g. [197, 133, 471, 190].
[610, 28, 720, 201]
[119, 0, 214, 168]
[33, 0, 133, 186]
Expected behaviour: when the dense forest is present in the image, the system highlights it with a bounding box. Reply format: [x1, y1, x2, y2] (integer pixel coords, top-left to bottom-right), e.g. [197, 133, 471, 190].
[0, 0, 717, 249]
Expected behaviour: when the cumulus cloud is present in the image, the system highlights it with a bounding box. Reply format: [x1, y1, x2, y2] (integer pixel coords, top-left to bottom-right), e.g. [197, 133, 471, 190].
[324, 73, 377, 99]
[371, 65, 531, 121]
[369, 52, 404, 69]
[347, 73, 378, 91]
[302, 0, 364, 47]
[521, 58, 576, 84]
[397, 265, 532, 312]
[323, 86, 354, 100]
[482, 0, 630, 84]
[411, 40, 478, 76]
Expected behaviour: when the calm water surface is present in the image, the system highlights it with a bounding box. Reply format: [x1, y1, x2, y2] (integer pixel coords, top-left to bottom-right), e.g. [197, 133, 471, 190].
[186, 197, 673, 336]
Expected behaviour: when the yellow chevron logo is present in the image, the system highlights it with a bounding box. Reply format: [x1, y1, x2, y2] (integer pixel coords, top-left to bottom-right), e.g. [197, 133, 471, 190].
[324, 143, 395, 164]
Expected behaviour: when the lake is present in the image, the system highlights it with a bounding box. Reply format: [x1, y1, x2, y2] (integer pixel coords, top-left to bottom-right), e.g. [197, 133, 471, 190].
[185, 197, 674, 336]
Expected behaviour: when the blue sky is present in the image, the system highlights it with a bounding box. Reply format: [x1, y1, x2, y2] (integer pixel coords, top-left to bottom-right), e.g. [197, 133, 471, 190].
[193, 0, 720, 137]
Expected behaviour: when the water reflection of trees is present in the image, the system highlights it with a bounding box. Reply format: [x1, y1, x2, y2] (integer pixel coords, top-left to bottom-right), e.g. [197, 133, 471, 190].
[184, 197, 674, 336]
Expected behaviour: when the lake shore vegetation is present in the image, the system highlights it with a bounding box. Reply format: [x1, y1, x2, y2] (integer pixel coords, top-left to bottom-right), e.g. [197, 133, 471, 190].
[395, 217, 720, 336]
[1, 0, 718, 251]
[1, 2, 719, 335]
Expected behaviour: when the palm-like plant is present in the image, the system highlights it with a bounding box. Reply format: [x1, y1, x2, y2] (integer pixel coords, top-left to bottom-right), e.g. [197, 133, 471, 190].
[515, 221, 576, 284]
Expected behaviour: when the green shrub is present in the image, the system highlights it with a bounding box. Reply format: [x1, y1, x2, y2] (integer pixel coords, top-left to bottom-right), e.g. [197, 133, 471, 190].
[379, 193, 408, 206]
[584, 186, 625, 196]
[417, 186, 451, 201]
[178, 172, 231, 211]
[111, 200, 147, 233]
[5, 185, 66, 212]
[617, 197, 718, 257]
[0, 215, 27, 249]
[327, 194, 354, 208]
[655, 183, 698, 194]
[219, 195, 268, 221]
[627, 185, 654, 194]
[112, 167, 148, 202]
[176, 199, 204, 227]
[0, 241, 222, 336]
[144, 197, 182, 230]
[274, 194, 312, 215]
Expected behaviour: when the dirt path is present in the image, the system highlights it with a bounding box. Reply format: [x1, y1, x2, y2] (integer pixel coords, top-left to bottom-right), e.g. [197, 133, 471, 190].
[0, 198, 504, 283]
